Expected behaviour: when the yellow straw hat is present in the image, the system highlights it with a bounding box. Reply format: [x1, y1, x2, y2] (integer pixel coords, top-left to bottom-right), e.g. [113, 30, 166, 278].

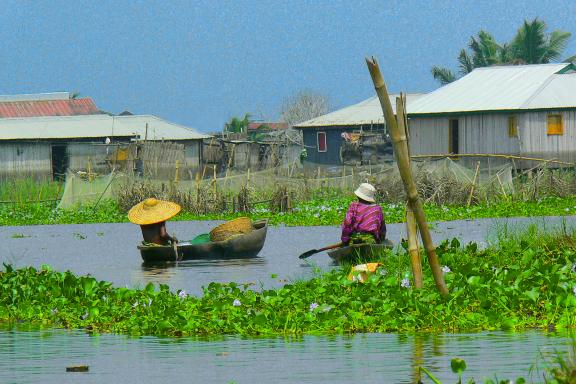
[128, 198, 181, 225]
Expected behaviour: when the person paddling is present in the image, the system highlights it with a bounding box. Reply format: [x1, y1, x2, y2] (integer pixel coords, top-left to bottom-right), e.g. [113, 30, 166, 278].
[128, 198, 181, 245]
[341, 183, 386, 245]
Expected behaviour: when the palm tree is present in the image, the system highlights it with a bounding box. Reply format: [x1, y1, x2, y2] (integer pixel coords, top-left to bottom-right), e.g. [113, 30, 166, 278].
[224, 113, 251, 134]
[432, 30, 503, 84]
[431, 18, 574, 85]
[511, 18, 571, 64]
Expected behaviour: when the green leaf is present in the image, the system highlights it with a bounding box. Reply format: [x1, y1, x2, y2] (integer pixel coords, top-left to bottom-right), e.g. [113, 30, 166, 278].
[451, 357, 467, 374]
[524, 289, 539, 302]
[467, 276, 481, 286]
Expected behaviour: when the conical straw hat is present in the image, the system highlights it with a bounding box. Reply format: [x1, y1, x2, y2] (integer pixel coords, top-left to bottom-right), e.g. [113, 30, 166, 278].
[128, 198, 181, 225]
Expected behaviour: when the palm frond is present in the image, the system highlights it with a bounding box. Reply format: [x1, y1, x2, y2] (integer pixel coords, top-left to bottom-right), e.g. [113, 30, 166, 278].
[512, 17, 547, 64]
[431, 66, 457, 85]
[544, 30, 572, 62]
[457, 49, 474, 75]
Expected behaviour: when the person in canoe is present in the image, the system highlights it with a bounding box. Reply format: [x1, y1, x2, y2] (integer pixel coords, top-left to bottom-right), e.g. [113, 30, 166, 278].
[341, 183, 386, 245]
[128, 198, 181, 245]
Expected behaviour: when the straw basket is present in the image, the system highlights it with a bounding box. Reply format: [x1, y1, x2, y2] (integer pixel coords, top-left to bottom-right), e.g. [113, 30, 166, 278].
[210, 217, 253, 242]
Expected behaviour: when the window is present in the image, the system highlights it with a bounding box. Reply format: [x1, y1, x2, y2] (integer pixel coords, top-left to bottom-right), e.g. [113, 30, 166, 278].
[448, 119, 459, 155]
[547, 114, 563, 135]
[317, 131, 327, 152]
[508, 116, 518, 138]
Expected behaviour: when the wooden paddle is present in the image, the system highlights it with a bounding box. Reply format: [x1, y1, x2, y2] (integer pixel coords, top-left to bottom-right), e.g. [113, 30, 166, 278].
[298, 242, 344, 259]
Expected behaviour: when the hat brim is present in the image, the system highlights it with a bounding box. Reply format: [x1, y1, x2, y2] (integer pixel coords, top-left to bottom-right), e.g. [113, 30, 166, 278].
[128, 200, 181, 225]
[354, 190, 375, 203]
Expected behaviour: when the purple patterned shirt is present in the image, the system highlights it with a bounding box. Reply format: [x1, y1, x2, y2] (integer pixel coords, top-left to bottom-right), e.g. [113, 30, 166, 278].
[341, 201, 386, 243]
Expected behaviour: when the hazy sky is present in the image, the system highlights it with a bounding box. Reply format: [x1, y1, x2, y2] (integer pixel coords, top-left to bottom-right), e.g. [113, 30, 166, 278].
[1, 0, 575, 132]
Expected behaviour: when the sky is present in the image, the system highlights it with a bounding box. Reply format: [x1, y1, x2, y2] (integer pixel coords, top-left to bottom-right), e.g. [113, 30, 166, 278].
[0, 0, 575, 132]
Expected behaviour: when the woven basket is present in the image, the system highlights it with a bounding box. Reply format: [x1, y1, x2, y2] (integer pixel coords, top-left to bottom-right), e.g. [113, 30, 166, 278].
[210, 217, 253, 242]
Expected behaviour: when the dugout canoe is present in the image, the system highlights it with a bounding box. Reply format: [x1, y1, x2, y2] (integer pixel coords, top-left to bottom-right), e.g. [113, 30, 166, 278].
[138, 219, 268, 263]
[327, 239, 394, 264]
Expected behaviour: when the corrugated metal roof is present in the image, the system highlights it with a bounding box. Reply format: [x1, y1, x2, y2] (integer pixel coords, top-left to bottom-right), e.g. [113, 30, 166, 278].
[294, 93, 425, 128]
[248, 122, 289, 130]
[0, 92, 71, 102]
[0, 98, 100, 118]
[0, 114, 211, 140]
[409, 63, 575, 115]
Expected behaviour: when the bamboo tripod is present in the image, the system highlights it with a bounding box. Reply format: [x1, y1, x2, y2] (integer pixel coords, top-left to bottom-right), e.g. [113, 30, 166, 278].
[366, 57, 448, 296]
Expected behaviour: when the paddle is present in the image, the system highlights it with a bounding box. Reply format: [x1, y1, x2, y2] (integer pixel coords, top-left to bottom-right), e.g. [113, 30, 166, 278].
[298, 242, 344, 259]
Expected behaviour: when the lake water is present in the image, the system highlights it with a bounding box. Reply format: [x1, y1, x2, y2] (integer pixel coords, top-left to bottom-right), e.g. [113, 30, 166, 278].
[1, 215, 573, 295]
[0, 216, 574, 383]
[0, 326, 571, 384]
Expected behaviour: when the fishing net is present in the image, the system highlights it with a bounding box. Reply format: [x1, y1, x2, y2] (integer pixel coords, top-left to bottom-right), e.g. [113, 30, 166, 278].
[56, 157, 517, 208]
[57, 171, 126, 209]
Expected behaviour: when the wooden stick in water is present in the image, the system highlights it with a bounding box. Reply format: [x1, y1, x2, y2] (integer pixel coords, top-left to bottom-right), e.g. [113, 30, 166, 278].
[367, 56, 448, 296]
[467, 161, 481, 207]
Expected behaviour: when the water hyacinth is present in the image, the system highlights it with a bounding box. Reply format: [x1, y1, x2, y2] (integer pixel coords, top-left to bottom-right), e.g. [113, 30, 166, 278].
[309, 302, 319, 311]
[442, 265, 451, 273]
[401, 278, 411, 288]
[178, 290, 188, 299]
[233, 299, 242, 307]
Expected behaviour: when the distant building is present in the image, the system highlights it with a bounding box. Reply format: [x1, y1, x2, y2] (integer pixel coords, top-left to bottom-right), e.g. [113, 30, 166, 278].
[294, 94, 425, 165]
[408, 63, 576, 166]
[247, 121, 289, 132]
[0, 92, 101, 118]
[0, 94, 210, 180]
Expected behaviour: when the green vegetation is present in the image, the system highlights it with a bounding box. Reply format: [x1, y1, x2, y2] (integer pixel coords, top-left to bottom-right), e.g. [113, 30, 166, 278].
[1, 195, 576, 227]
[224, 113, 251, 134]
[418, 345, 576, 383]
[1, 228, 574, 336]
[432, 18, 575, 85]
[0, 178, 61, 203]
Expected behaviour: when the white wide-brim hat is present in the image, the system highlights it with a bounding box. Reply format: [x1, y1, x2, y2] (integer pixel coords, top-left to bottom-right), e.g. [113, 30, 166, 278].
[354, 183, 376, 203]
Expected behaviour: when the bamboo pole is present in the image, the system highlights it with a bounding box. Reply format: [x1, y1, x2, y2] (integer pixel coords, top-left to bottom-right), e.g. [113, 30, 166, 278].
[467, 161, 481, 207]
[212, 165, 217, 196]
[366, 57, 448, 296]
[195, 171, 200, 205]
[406, 204, 423, 288]
[410, 153, 575, 166]
[496, 173, 507, 199]
[399, 94, 422, 289]
[174, 159, 180, 183]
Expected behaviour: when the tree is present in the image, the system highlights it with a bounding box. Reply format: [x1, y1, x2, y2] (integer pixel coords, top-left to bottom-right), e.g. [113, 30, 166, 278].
[224, 113, 250, 134]
[279, 90, 329, 126]
[431, 18, 574, 85]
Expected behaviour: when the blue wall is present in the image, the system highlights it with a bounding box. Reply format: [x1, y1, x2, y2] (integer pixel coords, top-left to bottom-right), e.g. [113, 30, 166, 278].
[301, 127, 347, 165]
[299, 125, 388, 165]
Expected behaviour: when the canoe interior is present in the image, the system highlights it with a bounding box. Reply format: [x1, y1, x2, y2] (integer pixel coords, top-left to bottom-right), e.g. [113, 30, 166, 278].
[138, 219, 268, 264]
[327, 239, 394, 264]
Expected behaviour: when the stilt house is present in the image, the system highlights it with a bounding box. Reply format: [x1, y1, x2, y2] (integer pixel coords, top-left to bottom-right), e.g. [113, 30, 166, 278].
[407, 63, 576, 166]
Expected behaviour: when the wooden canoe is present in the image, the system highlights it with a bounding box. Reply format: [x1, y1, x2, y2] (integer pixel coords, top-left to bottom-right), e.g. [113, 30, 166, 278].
[138, 219, 268, 263]
[327, 239, 394, 264]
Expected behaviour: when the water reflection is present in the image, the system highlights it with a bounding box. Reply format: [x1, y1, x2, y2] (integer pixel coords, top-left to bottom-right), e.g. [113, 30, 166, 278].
[0, 326, 570, 384]
[135, 257, 269, 293]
